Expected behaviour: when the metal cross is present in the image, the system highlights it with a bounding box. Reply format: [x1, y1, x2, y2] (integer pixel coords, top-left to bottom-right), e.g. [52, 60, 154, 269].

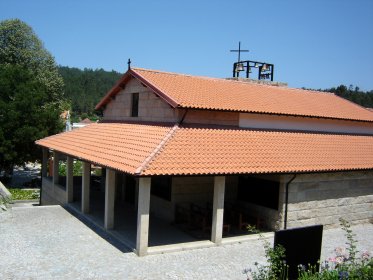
[230, 41, 249, 62]
[127, 58, 131, 70]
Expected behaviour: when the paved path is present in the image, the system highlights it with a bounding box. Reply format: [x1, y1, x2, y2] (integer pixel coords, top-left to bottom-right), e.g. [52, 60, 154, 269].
[1, 206, 372, 279]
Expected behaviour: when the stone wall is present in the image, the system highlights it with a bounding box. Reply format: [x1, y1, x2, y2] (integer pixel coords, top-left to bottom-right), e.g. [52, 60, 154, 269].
[102, 77, 241, 126]
[284, 171, 373, 229]
[103, 78, 179, 123]
[41, 177, 67, 205]
[150, 176, 238, 222]
[233, 174, 284, 231]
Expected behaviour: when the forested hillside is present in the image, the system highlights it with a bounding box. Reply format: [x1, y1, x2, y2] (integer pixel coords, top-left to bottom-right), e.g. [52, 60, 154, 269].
[59, 66, 373, 119]
[58, 66, 122, 118]
[325, 85, 373, 108]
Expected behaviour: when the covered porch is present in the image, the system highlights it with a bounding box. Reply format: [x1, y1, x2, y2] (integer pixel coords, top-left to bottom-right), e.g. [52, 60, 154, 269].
[41, 149, 255, 256]
[36, 122, 373, 256]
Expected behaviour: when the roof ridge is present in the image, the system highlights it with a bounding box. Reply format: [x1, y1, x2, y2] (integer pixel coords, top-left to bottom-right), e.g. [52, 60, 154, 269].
[135, 124, 179, 175]
[131, 67, 198, 78]
[132, 67, 337, 95]
[132, 67, 239, 83]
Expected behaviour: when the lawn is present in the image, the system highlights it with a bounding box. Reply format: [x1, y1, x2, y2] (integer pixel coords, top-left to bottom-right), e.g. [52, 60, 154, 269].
[8, 188, 40, 200]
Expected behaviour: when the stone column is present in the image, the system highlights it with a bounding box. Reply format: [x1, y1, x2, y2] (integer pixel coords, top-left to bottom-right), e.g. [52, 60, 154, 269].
[211, 176, 226, 244]
[81, 161, 91, 214]
[66, 156, 74, 203]
[52, 151, 60, 185]
[105, 169, 116, 229]
[136, 177, 151, 256]
[42, 148, 48, 177]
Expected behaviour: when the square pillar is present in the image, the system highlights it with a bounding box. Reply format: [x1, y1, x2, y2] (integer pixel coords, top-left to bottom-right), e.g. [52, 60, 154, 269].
[104, 169, 116, 229]
[52, 151, 60, 185]
[136, 177, 151, 256]
[211, 176, 226, 244]
[66, 156, 74, 203]
[42, 148, 48, 177]
[81, 161, 91, 214]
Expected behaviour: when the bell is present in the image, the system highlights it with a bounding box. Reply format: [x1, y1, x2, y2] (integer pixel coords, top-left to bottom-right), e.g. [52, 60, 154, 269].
[248, 67, 252, 73]
[262, 64, 268, 71]
[254, 63, 259, 68]
[235, 63, 245, 72]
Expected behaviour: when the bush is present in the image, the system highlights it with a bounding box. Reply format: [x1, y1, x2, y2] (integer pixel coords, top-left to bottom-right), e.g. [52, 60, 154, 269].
[8, 188, 39, 200]
[244, 219, 373, 280]
[58, 160, 83, 176]
[244, 227, 288, 280]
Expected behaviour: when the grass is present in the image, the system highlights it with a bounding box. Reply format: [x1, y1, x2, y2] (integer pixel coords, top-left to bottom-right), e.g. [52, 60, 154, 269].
[8, 188, 40, 200]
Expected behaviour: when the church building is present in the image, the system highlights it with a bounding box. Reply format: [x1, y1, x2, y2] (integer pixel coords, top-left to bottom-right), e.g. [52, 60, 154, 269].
[36, 66, 373, 256]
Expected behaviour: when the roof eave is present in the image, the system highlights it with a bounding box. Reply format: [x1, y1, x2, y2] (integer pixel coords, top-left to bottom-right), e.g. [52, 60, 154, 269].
[95, 71, 132, 110]
[130, 69, 179, 108]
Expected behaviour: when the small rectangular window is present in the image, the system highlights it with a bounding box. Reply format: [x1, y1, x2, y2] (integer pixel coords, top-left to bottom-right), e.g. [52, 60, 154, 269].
[131, 92, 139, 117]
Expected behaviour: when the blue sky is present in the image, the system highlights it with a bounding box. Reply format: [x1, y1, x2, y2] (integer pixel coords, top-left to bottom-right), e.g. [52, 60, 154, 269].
[1, 0, 373, 90]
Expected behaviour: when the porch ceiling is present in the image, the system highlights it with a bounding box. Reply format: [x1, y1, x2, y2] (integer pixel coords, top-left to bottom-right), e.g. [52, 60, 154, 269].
[36, 123, 373, 176]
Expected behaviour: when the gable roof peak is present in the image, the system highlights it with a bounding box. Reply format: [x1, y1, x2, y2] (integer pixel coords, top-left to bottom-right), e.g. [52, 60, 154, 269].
[96, 66, 373, 122]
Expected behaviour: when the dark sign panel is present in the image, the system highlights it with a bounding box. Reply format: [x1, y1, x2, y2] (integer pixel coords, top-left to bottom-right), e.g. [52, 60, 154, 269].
[274, 225, 323, 280]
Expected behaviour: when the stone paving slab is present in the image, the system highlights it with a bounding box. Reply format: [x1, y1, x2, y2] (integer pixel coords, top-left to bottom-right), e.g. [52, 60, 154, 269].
[1, 206, 373, 279]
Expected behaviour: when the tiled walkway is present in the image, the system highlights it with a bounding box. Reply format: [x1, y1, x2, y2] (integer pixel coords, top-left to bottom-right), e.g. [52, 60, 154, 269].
[1, 205, 373, 279]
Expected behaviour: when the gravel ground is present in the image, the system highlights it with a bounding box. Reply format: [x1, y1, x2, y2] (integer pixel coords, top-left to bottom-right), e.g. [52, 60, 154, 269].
[0, 205, 372, 280]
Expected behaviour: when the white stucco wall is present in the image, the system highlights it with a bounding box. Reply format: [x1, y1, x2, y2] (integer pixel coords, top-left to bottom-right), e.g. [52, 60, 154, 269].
[239, 113, 373, 134]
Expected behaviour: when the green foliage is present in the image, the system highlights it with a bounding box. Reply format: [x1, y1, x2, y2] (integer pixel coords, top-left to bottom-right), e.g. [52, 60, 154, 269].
[0, 19, 65, 174]
[0, 19, 64, 99]
[326, 85, 373, 108]
[296, 219, 373, 279]
[8, 188, 39, 200]
[0, 65, 63, 172]
[58, 160, 83, 176]
[245, 220, 373, 280]
[58, 66, 122, 116]
[339, 218, 358, 265]
[244, 227, 288, 280]
[247, 224, 260, 234]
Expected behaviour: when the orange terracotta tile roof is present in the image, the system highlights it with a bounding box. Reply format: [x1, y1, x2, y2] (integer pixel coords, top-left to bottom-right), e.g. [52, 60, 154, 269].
[36, 123, 174, 174]
[95, 68, 373, 122]
[36, 123, 373, 176]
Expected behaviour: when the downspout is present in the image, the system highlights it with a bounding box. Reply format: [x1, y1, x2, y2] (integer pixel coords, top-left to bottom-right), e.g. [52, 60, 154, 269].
[284, 174, 296, 230]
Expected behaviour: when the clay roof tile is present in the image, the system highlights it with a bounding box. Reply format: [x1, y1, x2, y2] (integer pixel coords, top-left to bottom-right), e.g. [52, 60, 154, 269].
[36, 123, 373, 176]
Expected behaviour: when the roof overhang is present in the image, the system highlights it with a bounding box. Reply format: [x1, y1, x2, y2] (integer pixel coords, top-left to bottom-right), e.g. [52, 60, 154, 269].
[36, 123, 373, 176]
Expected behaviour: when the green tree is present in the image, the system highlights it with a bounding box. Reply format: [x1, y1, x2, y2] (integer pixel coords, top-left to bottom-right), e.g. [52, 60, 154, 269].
[57, 66, 122, 116]
[0, 19, 65, 175]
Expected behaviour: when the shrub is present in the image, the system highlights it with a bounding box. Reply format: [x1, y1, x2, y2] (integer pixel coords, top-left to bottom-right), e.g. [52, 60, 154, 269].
[58, 160, 83, 176]
[244, 227, 288, 280]
[245, 219, 373, 280]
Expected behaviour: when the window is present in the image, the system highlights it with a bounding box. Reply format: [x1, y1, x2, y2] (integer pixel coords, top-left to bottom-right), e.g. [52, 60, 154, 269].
[151, 176, 172, 201]
[131, 92, 139, 117]
[237, 176, 280, 210]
